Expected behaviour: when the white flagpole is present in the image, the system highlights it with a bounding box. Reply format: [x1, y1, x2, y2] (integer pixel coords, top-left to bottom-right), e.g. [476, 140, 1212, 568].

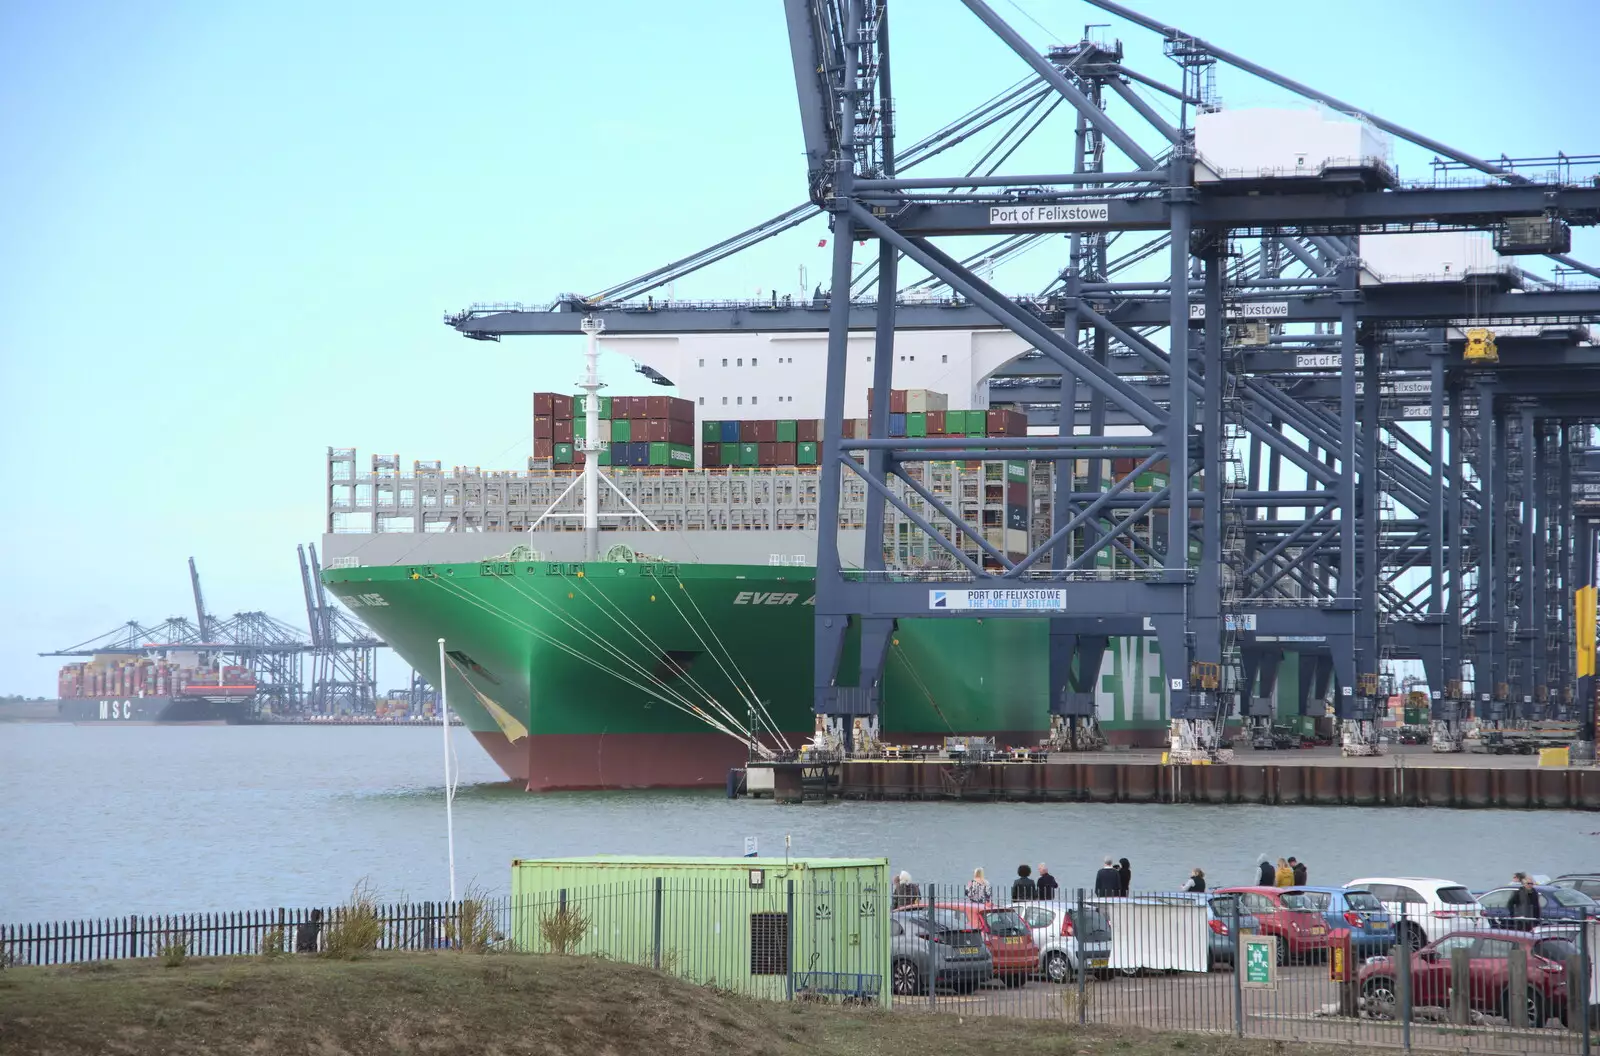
[438, 637, 457, 904]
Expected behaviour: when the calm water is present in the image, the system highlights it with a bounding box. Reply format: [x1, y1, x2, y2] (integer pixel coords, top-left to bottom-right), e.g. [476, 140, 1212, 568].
[1, 723, 1592, 922]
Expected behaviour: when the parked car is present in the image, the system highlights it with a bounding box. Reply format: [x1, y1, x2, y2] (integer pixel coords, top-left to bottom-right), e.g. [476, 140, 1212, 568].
[901, 902, 1039, 988]
[1012, 901, 1114, 982]
[888, 908, 994, 995]
[1476, 884, 1600, 928]
[1285, 886, 1396, 954]
[1170, 891, 1261, 969]
[1344, 876, 1485, 949]
[1216, 887, 1335, 963]
[1358, 929, 1576, 1027]
[1549, 874, 1600, 900]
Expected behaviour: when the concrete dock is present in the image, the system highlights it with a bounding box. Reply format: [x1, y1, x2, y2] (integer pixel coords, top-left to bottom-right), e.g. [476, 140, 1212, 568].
[751, 745, 1600, 810]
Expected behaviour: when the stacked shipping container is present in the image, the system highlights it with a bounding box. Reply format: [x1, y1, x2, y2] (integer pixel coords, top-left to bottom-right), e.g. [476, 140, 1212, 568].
[533, 392, 695, 468]
[57, 657, 257, 699]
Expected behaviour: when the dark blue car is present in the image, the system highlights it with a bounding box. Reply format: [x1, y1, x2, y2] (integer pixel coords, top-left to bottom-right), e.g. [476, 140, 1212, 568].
[1477, 884, 1600, 927]
[1285, 887, 1395, 954]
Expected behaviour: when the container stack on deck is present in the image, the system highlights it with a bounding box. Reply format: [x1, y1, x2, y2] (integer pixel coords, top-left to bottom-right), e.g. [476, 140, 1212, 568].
[532, 392, 695, 469]
[57, 656, 256, 699]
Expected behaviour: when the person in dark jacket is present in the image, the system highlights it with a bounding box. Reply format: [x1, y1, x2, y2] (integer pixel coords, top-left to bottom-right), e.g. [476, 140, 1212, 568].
[1094, 857, 1121, 896]
[1012, 864, 1038, 901]
[1182, 868, 1206, 893]
[1118, 858, 1132, 897]
[295, 909, 323, 954]
[1507, 872, 1542, 931]
[1035, 863, 1059, 900]
[1256, 854, 1275, 886]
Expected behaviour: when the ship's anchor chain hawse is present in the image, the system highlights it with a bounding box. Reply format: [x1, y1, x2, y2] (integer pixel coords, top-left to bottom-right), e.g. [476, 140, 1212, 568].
[420, 569, 789, 758]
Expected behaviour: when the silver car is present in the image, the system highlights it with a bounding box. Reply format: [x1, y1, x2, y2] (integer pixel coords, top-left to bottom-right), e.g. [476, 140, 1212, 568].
[1013, 901, 1115, 982]
[889, 908, 994, 995]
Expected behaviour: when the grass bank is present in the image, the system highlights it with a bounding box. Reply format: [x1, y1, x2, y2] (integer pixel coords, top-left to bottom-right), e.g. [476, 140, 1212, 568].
[2, 951, 1376, 1056]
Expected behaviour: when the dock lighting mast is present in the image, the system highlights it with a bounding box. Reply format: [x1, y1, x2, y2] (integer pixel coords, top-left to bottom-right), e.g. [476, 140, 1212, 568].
[580, 316, 606, 562]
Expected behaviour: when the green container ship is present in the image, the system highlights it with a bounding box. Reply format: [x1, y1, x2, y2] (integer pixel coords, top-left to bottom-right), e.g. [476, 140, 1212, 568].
[323, 552, 1295, 791]
[322, 335, 1303, 790]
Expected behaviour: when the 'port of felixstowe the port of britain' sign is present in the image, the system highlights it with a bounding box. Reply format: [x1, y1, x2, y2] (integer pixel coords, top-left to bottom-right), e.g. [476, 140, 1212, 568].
[928, 589, 1067, 612]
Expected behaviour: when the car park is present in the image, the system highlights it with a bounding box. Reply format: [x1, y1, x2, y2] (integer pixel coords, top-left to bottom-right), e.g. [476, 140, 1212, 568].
[1169, 891, 1261, 969]
[1012, 900, 1114, 982]
[1344, 876, 1485, 949]
[1357, 928, 1576, 1027]
[900, 902, 1039, 988]
[1550, 874, 1600, 900]
[888, 908, 994, 995]
[1286, 886, 1396, 954]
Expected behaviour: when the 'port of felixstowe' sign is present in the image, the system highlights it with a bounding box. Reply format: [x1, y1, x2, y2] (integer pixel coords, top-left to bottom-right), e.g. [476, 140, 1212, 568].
[1188, 302, 1290, 321]
[928, 588, 1068, 611]
[989, 203, 1110, 225]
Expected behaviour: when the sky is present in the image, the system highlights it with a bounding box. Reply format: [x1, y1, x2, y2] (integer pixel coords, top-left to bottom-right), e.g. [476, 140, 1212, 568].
[2, 0, 1597, 696]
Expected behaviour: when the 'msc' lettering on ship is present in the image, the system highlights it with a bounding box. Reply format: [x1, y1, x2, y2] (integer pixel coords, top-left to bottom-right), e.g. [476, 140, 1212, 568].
[732, 592, 815, 606]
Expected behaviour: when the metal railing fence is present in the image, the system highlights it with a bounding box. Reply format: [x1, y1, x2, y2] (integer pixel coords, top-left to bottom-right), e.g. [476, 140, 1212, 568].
[3, 881, 1596, 1055]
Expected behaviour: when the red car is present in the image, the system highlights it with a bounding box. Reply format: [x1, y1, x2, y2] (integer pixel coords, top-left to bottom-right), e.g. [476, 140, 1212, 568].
[1217, 886, 1334, 963]
[1358, 929, 1574, 1027]
[908, 902, 1039, 987]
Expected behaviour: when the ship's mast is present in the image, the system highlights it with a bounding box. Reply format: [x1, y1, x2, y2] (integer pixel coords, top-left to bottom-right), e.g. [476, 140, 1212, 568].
[579, 317, 605, 561]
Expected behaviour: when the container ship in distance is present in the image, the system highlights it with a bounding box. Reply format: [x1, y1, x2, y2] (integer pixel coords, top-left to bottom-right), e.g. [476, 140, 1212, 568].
[55, 651, 257, 724]
[322, 328, 1305, 791]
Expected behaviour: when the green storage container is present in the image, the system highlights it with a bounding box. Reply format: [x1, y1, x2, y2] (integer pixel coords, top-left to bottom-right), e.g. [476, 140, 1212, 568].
[739, 442, 760, 466]
[907, 412, 926, 438]
[574, 417, 587, 438]
[510, 856, 890, 1005]
[1007, 460, 1027, 483]
[597, 448, 611, 467]
[776, 420, 797, 443]
[966, 409, 990, 435]
[656, 443, 694, 467]
[797, 441, 819, 465]
[702, 419, 721, 443]
[611, 419, 632, 443]
[576, 394, 611, 418]
[554, 443, 574, 464]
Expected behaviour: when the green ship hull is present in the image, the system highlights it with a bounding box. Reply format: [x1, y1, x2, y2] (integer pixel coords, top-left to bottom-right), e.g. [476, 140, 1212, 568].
[324, 558, 1297, 790]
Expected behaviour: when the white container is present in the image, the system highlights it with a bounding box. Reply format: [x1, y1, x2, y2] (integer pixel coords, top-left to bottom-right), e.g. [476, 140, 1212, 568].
[905, 389, 948, 413]
[1359, 231, 1506, 285]
[1195, 107, 1390, 181]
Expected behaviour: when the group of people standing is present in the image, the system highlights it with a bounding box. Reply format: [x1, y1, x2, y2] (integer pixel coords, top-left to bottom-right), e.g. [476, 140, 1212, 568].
[1256, 854, 1308, 887]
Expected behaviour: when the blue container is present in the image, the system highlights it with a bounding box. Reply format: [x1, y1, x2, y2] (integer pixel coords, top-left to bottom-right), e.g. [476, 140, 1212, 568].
[719, 420, 740, 443]
[628, 442, 647, 466]
[889, 412, 906, 437]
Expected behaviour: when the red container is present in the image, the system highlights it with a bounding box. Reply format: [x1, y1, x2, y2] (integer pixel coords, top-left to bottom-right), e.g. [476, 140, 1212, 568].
[755, 419, 777, 443]
[533, 392, 556, 416]
[986, 409, 1007, 436]
[554, 420, 575, 444]
[739, 419, 760, 441]
[641, 418, 695, 445]
[1006, 482, 1028, 506]
[866, 388, 909, 413]
[551, 393, 574, 419]
[838, 419, 856, 440]
[774, 442, 797, 465]
[758, 442, 779, 466]
[926, 410, 946, 435]
[533, 439, 554, 460]
[702, 443, 723, 467]
[1112, 457, 1137, 478]
[644, 395, 694, 423]
[796, 419, 819, 443]
[533, 415, 554, 439]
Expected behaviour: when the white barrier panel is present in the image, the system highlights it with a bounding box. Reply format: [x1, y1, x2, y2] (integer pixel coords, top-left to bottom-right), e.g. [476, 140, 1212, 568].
[1092, 897, 1211, 973]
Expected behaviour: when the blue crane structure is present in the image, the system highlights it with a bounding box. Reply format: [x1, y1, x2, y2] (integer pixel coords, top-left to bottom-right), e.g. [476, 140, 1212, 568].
[446, 1, 1600, 760]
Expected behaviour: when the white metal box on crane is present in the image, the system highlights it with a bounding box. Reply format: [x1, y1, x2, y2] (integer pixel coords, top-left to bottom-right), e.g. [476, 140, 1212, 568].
[1194, 107, 1390, 181]
[1359, 231, 1507, 285]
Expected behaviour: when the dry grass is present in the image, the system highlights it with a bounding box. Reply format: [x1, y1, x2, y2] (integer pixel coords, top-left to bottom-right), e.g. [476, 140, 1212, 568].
[322, 881, 383, 960]
[258, 927, 285, 959]
[0, 952, 1421, 1056]
[445, 884, 501, 954]
[537, 904, 590, 955]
